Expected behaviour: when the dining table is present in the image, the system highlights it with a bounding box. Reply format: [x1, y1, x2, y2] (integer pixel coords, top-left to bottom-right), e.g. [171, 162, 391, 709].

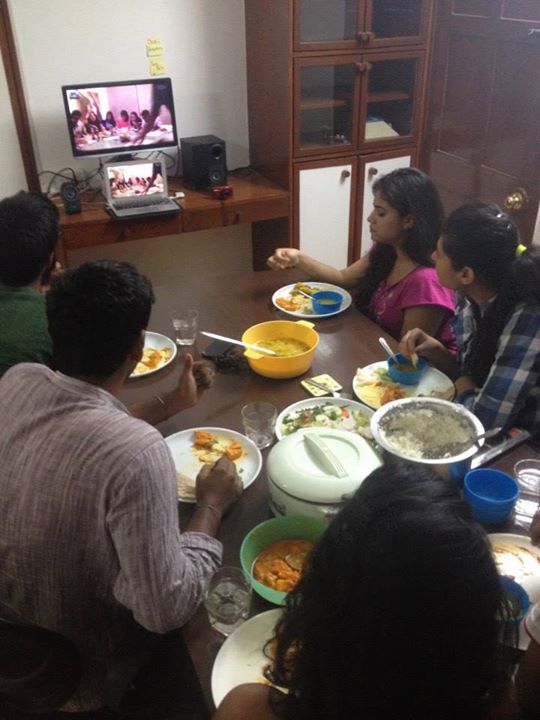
[119, 268, 540, 717]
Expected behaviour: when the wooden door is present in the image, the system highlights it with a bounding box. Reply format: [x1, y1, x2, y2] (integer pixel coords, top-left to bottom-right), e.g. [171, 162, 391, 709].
[424, 1, 540, 242]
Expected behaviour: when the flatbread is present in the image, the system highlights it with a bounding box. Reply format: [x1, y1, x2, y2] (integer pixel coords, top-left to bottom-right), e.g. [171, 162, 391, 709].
[176, 470, 196, 501]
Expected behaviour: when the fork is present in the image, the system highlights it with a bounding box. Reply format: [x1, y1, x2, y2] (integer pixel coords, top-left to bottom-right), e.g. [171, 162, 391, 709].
[306, 378, 353, 400]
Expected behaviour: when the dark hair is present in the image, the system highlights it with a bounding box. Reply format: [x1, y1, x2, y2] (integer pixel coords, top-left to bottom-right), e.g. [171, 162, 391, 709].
[120, 110, 128, 120]
[355, 168, 444, 312]
[442, 203, 540, 385]
[46, 260, 154, 378]
[0, 191, 59, 286]
[270, 461, 509, 720]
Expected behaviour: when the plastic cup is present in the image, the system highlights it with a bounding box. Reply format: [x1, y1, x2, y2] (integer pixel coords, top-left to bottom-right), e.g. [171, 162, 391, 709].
[463, 468, 519, 524]
[203, 566, 252, 636]
[513, 459, 540, 527]
[241, 402, 277, 449]
[171, 309, 198, 346]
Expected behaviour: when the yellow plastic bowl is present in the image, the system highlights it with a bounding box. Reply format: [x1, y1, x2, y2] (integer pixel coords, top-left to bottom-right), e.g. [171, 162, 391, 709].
[241, 320, 319, 379]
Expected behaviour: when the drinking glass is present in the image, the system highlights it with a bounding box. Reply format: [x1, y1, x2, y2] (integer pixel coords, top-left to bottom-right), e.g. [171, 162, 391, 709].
[514, 459, 540, 528]
[171, 309, 198, 346]
[203, 566, 252, 636]
[241, 402, 277, 449]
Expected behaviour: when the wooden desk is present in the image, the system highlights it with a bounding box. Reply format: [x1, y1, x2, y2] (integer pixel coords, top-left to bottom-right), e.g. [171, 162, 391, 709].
[56, 171, 289, 269]
[119, 269, 539, 715]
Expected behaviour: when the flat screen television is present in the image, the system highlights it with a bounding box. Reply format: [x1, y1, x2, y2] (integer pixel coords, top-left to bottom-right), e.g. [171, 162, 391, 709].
[61, 78, 178, 158]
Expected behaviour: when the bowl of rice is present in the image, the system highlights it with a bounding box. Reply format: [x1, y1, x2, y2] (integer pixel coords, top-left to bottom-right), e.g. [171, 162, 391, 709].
[370, 397, 485, 469]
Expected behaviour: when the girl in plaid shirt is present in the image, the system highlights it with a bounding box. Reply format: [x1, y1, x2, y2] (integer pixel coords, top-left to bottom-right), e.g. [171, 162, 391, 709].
[400, 203, 540, 433]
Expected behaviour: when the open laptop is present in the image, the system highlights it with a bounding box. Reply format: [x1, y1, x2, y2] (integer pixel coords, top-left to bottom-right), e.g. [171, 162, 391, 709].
[103, 159, 181, 219]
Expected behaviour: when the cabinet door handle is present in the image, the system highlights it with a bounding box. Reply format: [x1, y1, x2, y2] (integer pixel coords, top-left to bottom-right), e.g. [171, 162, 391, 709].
[357, 31, 375, 44]
[341, 169, 351, 180]
[368, 167, 378, 177]
[355, 61, 372, 74]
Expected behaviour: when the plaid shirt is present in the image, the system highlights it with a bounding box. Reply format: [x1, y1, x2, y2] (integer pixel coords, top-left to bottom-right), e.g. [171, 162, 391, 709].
[453, 294, 540, 433]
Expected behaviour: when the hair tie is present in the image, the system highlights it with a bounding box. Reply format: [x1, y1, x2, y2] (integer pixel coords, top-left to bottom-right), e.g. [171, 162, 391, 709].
[516, 244, 527, 258]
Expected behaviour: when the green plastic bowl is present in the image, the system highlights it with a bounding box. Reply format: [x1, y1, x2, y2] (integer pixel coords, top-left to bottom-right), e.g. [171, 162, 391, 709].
[240, 516, 327, 605]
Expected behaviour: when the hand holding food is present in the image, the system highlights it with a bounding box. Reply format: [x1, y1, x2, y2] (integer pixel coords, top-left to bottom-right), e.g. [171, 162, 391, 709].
[267, 247, 301, 271]
[170, 354, 213, 412]
[399, 328, 443, 361]
[196, 456, 243, 515]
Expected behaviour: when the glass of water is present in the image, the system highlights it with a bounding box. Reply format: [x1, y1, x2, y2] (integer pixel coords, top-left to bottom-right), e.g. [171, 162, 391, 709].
[171, 309, 198, 346]
[514, 459, 540, 528]
[203, 566, 252, 636]
[241, 401, 277, 449]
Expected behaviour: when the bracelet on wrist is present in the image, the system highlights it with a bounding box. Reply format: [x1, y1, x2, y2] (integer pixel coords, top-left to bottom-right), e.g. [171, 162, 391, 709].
[195, 503, 222, 521]
[155, 394, 166, 408]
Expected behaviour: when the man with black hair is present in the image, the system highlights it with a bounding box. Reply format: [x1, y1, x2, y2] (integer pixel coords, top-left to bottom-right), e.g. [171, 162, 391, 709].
[0, 260, 242, 713]
[0, 191, 59, 375]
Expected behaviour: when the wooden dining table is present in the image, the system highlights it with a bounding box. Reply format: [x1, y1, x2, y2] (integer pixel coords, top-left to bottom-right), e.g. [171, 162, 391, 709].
[118, 268, 540, 716]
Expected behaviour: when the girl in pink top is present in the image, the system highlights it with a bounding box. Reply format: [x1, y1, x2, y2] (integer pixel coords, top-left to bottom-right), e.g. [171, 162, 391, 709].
[268, 168, 456, 351]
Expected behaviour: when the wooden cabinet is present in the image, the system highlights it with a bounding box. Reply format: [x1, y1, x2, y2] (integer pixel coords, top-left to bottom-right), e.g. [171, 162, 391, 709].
[245, 0, 433, 267]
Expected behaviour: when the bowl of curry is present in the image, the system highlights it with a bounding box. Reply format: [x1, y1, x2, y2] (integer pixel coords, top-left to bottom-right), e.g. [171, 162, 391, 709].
[240, 516, 326, 604]
[241, 320, 319, 379]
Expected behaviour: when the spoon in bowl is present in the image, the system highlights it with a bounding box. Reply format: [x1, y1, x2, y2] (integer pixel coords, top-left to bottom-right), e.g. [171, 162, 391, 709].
[200, 331, 277, 356]
[378, 337, 399, 363]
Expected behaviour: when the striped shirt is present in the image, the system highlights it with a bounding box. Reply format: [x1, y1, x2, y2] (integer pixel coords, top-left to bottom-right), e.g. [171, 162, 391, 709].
[453, 295, 540, 433]
[0, 364, 222, 710]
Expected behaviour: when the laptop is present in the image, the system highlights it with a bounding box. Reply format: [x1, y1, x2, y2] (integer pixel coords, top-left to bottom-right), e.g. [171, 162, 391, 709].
[103, 159, 181, 219]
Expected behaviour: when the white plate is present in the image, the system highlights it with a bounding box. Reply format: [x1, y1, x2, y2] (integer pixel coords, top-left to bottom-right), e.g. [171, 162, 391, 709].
[129, 331, 177, 378]
[488, 533, 540, 650]
[211, 609, 282, 707]
[353, 361, 455, 410]
[164, 427, 263, 503]
[272, 282, 352, 319]
[275, 397, 373, 441]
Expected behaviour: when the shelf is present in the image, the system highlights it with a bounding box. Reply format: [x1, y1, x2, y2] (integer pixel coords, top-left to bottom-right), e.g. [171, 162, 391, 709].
[300, 97, 349, 110]
[367, 91, 410, 103]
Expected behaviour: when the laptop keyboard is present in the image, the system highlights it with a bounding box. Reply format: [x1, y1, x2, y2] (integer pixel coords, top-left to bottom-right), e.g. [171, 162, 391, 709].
[117, 197, 170, 209]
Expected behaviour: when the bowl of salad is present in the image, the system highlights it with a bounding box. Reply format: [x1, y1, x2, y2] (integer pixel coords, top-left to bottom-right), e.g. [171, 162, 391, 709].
[275, 398, 373, 441]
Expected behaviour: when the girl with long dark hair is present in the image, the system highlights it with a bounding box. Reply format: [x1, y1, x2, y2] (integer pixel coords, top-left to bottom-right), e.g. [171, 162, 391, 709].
[400, 202, 540, 433]
[267, 168, 456, 350]
[213, 463, 513, 720]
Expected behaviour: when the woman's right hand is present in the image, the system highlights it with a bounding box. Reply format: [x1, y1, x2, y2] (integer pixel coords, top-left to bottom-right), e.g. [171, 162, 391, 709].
[267, 247, 301, 270]
[399, 328, 442, 361]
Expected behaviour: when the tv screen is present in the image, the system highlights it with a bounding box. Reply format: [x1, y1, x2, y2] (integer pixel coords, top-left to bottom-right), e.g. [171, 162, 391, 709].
[62, 78, 178, 158]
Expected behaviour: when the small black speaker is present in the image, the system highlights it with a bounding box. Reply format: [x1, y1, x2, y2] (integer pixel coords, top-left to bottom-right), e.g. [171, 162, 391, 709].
[60, 181, 81, 215]
[180, 135, 227, 189]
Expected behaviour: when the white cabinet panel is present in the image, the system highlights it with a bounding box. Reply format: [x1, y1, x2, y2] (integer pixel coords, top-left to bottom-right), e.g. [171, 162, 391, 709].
[359, 155, 412, 257]
[298, 164, 352, 268]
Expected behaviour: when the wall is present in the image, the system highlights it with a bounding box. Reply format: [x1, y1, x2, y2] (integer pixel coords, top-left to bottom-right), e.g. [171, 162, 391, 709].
[1, 0, 253, 281]
[0, 53, 26, 196]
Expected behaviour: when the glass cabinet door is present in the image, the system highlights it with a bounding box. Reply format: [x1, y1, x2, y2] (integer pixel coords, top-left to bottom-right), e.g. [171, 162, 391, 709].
[295, 0, 363, 51]
[365, 0, 428, 47]
[361, 52, 422, 147]
[295, 59, 358, 156]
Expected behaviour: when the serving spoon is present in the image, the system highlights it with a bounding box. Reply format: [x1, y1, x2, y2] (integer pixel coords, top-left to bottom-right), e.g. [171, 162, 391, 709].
[378, 336, 419, 368]
[200, 331, 277, 356]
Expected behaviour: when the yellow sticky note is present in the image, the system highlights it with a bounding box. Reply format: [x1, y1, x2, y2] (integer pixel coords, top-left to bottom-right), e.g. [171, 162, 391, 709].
[146, 38, 164, 57]
[149, 58, 166, 76]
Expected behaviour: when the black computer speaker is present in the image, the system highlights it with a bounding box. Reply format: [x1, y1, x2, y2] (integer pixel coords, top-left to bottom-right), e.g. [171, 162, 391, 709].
[180, 135, 227, 189]
[60, 181, 81, 215]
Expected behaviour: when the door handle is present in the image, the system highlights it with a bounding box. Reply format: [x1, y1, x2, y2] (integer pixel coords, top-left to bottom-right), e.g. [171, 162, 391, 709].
[341, 169, 351, 180]
[504, 187, 529, 212]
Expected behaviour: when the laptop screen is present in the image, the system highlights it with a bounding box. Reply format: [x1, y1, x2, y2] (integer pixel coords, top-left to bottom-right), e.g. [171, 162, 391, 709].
[105, 160, 166, 200]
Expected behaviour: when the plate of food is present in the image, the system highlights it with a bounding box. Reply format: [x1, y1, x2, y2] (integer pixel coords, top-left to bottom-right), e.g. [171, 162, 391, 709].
[130, 331, 176, 378]
[272, 282, 352, 318]
[488, 533, 540, 649]
[275, 398, 373, 441]
[211, 609, 283, 707]
[353, 361, 454, 410]
[165, 427, 263, 502]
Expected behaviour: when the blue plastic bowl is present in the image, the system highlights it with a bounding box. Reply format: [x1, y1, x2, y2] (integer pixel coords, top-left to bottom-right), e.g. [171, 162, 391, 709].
[387, 353, 427, 385]
[311, 291, 343, 315]
[463, 468, 519, 524]
[499, 576, 530, 624]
